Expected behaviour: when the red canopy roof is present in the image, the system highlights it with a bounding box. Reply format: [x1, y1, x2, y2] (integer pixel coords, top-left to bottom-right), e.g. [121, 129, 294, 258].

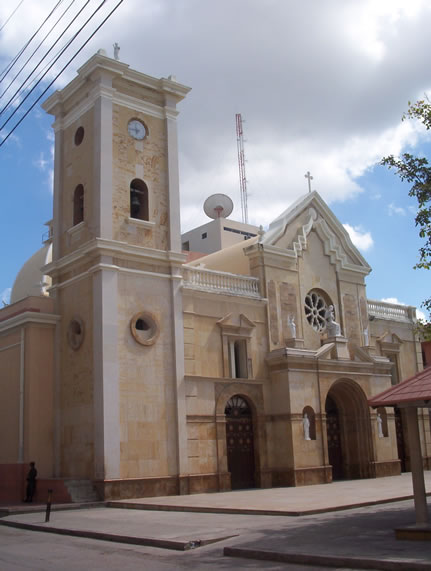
[369, 367, 431, 408]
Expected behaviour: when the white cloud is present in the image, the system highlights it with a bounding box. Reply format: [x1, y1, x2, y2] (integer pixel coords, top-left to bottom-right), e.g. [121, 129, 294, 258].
[1, 287, 11, 306]
[343, 224, 374, 251]
[416, 308, 427, 321]
[388, 203, 406, 216]
[381, 297, 426, 319]
[381, 297, 406, 304]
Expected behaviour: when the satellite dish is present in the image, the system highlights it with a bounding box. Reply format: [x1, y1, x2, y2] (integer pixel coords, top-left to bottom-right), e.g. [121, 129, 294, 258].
[203, 194, 234, 219]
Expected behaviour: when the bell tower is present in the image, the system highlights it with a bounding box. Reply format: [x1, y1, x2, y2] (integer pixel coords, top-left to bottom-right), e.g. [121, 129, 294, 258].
[43, 51, 191, 497]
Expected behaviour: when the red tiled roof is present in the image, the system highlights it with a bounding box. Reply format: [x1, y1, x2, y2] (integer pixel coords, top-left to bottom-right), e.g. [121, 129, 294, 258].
[368, 367, 431, 407]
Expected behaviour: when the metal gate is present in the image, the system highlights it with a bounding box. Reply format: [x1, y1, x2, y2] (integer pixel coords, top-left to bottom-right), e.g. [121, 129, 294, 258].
[395, 407, 407, 472]
[326, 396, 343, 480]
[225, 395, 256, 490]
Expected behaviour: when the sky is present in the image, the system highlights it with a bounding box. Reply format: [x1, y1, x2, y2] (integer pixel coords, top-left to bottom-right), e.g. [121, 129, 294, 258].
[0, 0, 430, 319]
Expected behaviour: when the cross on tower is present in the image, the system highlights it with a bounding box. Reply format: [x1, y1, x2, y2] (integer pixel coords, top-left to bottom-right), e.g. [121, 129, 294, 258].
[304, 171, 313, 193]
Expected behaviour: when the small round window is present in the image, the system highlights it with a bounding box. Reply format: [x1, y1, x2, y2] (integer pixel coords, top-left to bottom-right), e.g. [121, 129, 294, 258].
[67, 317, 85, 350]
[74, 126, 84, 146]
[304, 291, 331, 332]
[130, 312, 159, 346]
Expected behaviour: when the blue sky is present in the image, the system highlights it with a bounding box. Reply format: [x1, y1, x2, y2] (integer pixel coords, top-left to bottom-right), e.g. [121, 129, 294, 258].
[0, 0, 430, 319]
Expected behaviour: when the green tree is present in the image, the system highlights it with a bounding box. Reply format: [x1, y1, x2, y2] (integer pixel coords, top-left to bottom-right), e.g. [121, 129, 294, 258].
[381, 100, 431, 338]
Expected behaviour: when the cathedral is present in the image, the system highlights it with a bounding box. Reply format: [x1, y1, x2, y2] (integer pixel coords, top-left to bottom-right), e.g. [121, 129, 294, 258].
[0, 51, 429, 503]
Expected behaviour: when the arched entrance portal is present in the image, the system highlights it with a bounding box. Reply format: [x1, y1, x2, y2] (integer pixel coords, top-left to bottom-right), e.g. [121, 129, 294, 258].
[225, 395, 256, 490]
[325, 380, 373, 481]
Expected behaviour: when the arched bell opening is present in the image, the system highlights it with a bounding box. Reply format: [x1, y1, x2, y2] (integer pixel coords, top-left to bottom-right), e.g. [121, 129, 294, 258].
[325, 379, 373, 481]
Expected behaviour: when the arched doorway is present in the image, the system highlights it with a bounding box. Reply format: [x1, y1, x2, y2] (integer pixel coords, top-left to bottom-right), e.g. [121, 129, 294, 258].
[325, 380, 373, 481]
[225, 395, 256, 489]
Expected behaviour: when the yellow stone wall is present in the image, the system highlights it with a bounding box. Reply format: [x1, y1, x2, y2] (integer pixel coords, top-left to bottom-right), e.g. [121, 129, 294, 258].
[0, 297, 56, 477]
[59, 108, 95, 257]
[112, 104, 169, 250]
[117, 271, 177, 479]
[58, 276, 94, 478]
[0, 330, 20, 463]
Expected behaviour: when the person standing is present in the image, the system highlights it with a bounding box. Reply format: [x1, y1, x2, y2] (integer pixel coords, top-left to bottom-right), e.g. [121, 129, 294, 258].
[24, 462, 37, 502]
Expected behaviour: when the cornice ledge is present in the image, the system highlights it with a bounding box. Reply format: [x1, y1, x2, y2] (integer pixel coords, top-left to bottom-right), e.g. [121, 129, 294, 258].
[0, 311, 60, 333]
[44, 238, 187, 276]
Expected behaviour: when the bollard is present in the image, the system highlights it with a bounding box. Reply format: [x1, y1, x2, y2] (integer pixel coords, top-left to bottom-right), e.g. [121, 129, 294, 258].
[45, 489, 53, 522]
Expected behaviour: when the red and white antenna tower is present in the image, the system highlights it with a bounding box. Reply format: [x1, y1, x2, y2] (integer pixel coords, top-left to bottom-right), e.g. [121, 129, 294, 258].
[235, 113, 248, 224]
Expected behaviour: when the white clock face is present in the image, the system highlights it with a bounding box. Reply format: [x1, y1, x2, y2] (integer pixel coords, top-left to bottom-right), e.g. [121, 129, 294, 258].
[128, 119, 147, 140]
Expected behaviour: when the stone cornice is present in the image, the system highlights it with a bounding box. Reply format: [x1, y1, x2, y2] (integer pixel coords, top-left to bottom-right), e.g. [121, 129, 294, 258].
[0, 311, 60, 334]
[266, 345, 392, 375]
[44, 238, 187, 278]
[43, 53, 191, 119]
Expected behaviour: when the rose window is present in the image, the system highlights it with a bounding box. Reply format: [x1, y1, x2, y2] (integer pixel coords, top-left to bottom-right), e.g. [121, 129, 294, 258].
[304, 291, 328, 332]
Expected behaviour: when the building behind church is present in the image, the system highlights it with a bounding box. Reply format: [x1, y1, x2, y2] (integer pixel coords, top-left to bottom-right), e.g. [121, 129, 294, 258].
[0, 52, 429, 503]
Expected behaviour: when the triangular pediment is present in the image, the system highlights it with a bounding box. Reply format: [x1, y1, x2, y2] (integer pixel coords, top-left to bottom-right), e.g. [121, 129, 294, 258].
[217, 313, 255, 335]
[260, 191, 371, 275]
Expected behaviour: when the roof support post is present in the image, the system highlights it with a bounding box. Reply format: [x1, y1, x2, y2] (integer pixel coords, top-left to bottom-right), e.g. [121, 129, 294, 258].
[405, 406, 429, 525]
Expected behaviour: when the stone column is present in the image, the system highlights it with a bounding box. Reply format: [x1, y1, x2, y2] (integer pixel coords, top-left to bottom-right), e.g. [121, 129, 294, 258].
[93, 264, 120, 481]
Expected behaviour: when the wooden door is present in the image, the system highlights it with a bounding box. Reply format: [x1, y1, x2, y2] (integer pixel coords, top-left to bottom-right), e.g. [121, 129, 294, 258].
[225, 396, 255, 490]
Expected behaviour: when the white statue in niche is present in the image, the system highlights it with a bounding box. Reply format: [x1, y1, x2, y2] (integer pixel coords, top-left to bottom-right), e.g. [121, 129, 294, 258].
[363, 327, 369, 346]
[325, 305, 342, 337]
[288, 315, 296, 338]
[303, 413, 311, 440]
[377, 413, 384, 438]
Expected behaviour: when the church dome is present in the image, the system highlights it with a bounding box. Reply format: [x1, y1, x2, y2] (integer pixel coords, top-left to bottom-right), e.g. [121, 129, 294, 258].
[10, 243, 53, 304]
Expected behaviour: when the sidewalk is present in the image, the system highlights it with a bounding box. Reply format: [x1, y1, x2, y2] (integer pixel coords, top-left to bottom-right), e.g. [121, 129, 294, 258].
[1, 473, 430, 570]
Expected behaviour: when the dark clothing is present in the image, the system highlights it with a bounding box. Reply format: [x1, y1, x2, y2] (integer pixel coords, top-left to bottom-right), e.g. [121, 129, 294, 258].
[25, 466, 37, 502]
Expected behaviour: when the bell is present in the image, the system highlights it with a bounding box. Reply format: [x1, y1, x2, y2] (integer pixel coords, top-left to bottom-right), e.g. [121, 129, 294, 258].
[131, 194, 140, 207]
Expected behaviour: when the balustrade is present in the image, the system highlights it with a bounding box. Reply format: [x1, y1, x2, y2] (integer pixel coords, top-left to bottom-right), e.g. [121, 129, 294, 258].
[183, 266, 260, 298]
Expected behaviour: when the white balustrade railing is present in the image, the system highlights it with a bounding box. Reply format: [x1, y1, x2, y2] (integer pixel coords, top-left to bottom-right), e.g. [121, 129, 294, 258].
[367, 299, 415, 323]
[183, 266, 261, 298]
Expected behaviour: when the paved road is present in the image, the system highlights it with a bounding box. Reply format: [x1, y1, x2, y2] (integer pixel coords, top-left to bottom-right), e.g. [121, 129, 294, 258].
[1, 473, 430, 570]
[0, 524, 351, 571]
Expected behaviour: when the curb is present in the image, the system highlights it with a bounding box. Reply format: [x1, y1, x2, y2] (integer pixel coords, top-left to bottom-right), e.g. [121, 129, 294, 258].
[107, 494, 426, 517]
[0, 519, 234, 551]
[223, 546, 431, 571]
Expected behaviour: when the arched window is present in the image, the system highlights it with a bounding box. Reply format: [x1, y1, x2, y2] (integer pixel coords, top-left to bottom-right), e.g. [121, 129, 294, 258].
[73, 184, 84, 225]
[302, 406, 316, 440]
[130, 179, 149, 221]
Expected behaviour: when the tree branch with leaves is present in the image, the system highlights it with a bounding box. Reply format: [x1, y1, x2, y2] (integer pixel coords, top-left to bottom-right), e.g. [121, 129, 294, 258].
[380, 100, 431, 338]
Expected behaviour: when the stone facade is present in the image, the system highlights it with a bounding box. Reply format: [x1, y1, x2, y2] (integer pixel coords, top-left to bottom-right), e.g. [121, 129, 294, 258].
[0, 52, 429, 502]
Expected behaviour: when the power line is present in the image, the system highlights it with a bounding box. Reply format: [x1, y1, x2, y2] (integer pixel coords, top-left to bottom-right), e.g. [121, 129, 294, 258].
[0, 0, 66, 84]
[0, 0, 26, 34]
[0, 0, 125, 148]
[0, 0, 108, 133]
[0, 0, 89, 117]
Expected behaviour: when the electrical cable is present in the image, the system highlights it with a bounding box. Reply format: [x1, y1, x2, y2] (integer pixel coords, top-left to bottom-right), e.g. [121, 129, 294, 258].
[0, 0, 108, 132]
[0, 0, 124, 148]
[0, 0, 64, 83]
[0, 0, 26, 34]
[0, 0, 90, 116]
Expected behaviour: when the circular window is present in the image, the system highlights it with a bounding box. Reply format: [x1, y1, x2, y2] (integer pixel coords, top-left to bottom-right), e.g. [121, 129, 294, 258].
[74, 126, 84, 146]
[130, 312, 159, 346]
[304, 291, 330, 332]
[67, 317, 85, 350]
